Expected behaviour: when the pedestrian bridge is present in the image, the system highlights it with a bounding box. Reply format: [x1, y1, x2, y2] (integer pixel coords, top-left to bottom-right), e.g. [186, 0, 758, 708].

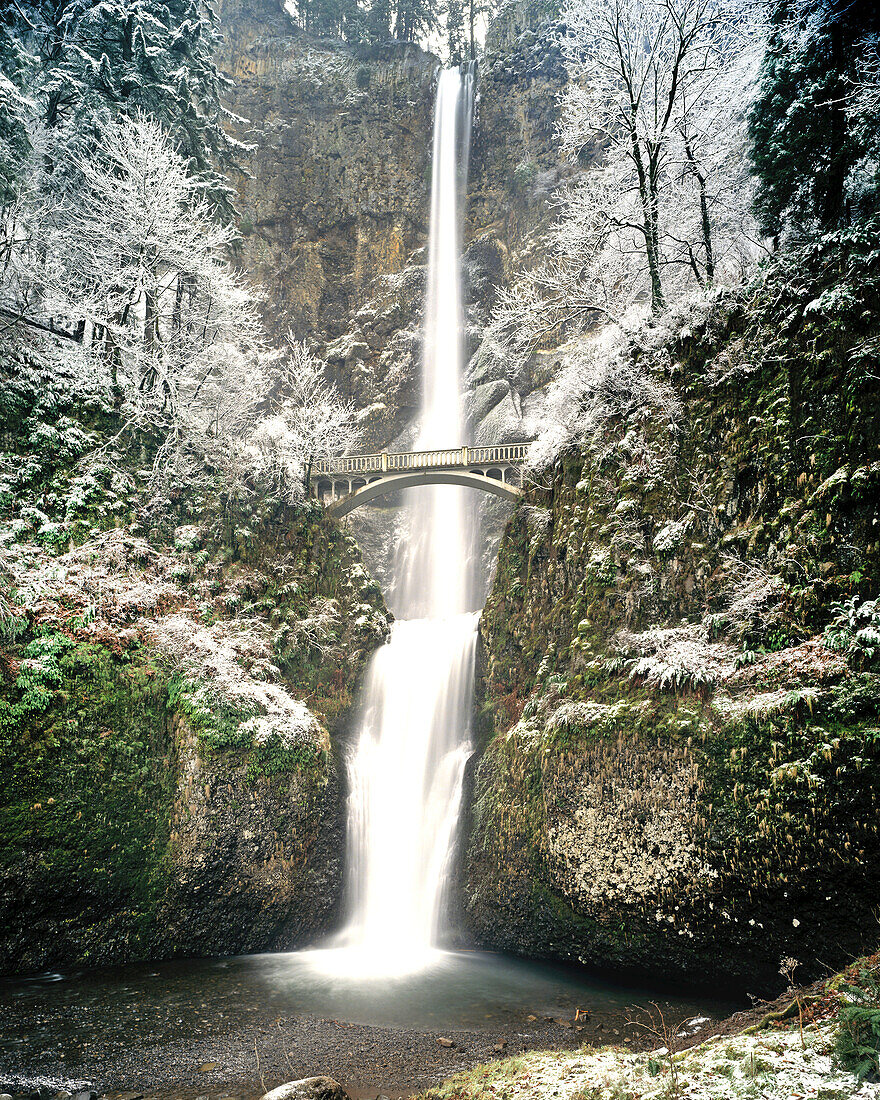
[312, 444, 528, 517]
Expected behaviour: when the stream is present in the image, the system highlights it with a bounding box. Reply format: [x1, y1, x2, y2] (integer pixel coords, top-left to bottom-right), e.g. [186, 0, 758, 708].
[0, 952, 741, 1098]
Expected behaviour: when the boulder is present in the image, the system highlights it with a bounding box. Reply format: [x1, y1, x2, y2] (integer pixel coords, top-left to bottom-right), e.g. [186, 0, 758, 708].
[259, 1079, 350, 1100]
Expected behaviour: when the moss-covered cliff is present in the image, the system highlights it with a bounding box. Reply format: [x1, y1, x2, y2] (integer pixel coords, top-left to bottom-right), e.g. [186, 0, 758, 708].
[463, 238, 880, 992]
[0, 343, 390, 976]
[0, 504, 388, 975]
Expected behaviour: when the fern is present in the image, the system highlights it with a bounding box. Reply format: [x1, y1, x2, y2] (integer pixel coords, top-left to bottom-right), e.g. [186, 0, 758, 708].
[835, 1002, 880, 1081]
[825, 597, 880, 668]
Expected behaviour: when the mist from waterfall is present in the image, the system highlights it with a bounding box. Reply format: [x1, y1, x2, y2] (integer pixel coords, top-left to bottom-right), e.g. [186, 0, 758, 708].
[311, 66, 477, 977]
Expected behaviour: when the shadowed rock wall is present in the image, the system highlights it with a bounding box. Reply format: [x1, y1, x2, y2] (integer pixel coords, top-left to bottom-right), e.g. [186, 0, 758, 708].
[218, 0, 438, 348]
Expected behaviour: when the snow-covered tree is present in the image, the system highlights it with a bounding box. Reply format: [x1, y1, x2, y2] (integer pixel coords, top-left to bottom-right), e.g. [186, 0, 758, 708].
[527, 324, 682, 474]
[1, 112, 358, 503]
[559, 0, 762, 313]
[43, 116, 257, 404]
[0, 115, 263, 491]
[0, 12, 33, 205]
[485, 0, 765, 379]
[245, 339, 360, 502]
[5, 0, 243, 217]
[749, 0, 880, 237]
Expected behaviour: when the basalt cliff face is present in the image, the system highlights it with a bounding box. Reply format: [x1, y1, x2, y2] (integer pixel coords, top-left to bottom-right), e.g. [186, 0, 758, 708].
[218, 0, 568, 453]
[217, 0, 436, 450]
[460, 252, 880, 993]
[463, 0, 569, 451]
[219, 0, 436, 346]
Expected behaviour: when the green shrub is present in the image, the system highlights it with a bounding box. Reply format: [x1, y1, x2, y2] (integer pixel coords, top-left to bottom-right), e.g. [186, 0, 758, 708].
[835, 1001, 880, 1081]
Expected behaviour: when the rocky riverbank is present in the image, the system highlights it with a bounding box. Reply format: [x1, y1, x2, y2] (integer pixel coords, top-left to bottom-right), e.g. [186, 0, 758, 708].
[0, 970, 731, 1100]
[3, 953, 875, 1100]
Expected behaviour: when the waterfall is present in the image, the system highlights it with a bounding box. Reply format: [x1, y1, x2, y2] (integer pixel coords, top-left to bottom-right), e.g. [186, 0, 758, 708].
[313, 67, 477, 978]
[396, 64, 475, 618]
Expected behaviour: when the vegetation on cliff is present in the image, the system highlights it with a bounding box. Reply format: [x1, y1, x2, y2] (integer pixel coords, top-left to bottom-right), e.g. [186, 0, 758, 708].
[464, 0, 880, 993]
[0, 428, 389, 972]
[0, 0, 386, 977]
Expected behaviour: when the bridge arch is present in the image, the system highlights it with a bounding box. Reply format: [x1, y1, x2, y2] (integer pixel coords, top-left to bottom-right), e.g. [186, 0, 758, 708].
[325, 469, 521, 518]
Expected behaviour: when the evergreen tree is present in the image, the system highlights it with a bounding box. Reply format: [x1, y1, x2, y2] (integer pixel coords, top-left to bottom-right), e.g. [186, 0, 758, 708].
[0, 9, 34, 204]
[7, 0, 243, 218]
[392, 0, 438, 44]
[364, 0, 393, 41]
[294, 0, 366, 40]
[749, 0, 880, 237]
[445, 0, 466, 62]
[291, 0, 443, 46]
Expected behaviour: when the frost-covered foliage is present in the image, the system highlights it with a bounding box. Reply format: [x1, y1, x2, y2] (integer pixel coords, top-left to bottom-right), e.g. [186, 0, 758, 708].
[487, 0, 766, 373]
[558, 0, 765, 311]
[850, 32, 880, 120]
[287, 596, 343, 657]
[0, 521, 367, 755]
[9, 117, 268, 487]
[750, 0, 880, 237]
[143, 614, 325, 750]
[713, 553, 789, 648]
[1, 84, 355, 512]
[0, 0, 241, 217]
[244, 339, 360, 501]
[825, 597, 880, 668]
[613, 622, 736, 692]
[422, 1022, 880, 1100]
[527, 326, 682, 473]
[0, 18, 32, 205]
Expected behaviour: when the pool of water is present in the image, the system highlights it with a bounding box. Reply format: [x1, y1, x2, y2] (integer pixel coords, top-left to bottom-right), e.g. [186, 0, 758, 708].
[0, 946, 741, 1062]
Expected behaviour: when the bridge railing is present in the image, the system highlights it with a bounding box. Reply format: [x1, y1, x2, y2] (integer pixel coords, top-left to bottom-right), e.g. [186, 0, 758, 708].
[312, 443, 529, 478]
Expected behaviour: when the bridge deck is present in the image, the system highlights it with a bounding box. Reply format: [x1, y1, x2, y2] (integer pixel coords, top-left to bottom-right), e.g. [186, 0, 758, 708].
[312, 443, 529, 516]
[312, 443, 529, 478]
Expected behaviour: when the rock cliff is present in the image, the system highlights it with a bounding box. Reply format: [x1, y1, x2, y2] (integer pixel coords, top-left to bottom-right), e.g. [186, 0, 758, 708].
[217, 0, 568, 452]
[218, 0, 437, 357]
[461, 247, 880, 992]
[0, 500, 389, 975]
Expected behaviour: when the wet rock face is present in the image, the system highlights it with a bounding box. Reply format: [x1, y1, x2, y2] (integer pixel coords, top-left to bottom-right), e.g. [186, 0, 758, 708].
[461, 285, 880, 993]
[323, 263, 425, 451]
[462, 2, 570, 448]
[0, 506, 389, 977]
[162, 719, 345, 958]
[468, 0, 568, 257]
[219, 4, 437, 347]
[215, 0, 569, 450]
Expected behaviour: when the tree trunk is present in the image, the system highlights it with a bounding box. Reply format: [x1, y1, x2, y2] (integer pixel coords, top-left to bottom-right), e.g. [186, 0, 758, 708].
[469, 0, 475, 60]
[303, 455, 313, 497]
[820, 17, 849, 230]
[631, 132, 665, 314]
[682, 135, 715, 284]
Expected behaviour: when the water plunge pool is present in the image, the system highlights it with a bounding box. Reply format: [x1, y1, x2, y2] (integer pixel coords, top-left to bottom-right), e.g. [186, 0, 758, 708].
[0, 948, 742, 1099]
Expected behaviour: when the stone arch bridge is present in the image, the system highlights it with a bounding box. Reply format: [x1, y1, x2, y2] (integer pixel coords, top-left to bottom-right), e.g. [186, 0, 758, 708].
[312, 444, 528, 518]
